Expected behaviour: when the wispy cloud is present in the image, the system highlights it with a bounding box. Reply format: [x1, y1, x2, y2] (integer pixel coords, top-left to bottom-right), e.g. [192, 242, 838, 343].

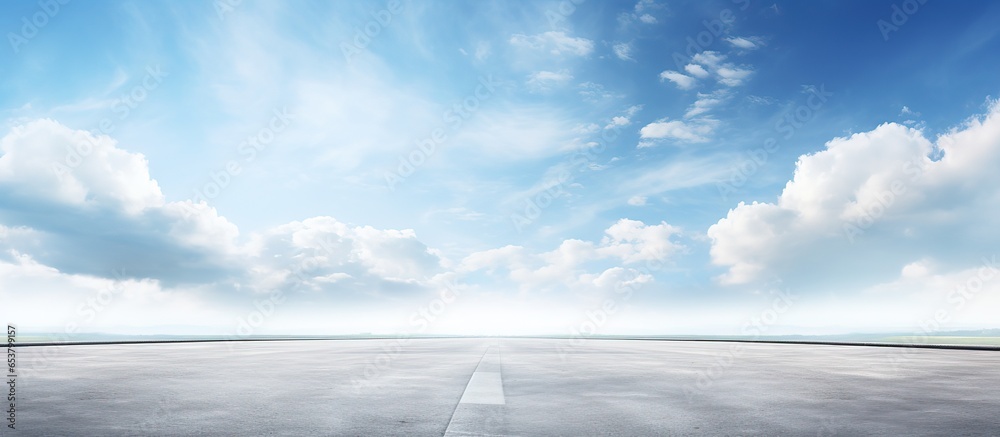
[613, 42, 635, 61]
[526, 70, 574, 92]
[510, 31, 594, 56]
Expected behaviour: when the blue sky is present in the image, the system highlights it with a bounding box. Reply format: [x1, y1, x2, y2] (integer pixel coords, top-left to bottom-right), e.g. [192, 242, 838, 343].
[2, 0, 999, 336]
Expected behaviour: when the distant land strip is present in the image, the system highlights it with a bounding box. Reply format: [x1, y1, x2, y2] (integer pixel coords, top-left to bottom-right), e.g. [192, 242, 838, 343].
[9, 336, 1000, 351]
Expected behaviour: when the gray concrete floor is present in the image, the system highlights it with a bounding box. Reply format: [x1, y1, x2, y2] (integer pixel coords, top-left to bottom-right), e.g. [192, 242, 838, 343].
[8, 338, 1000, 436]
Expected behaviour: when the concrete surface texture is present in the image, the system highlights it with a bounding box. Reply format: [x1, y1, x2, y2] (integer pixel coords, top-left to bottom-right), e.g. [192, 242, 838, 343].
[10, 338, 1000, 436]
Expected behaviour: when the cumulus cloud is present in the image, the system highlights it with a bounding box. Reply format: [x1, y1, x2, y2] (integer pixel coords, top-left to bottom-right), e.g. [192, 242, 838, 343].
[684, 63, 710, 79]
[0, 119, 164, 214]
[0, 119, 446, 294]
[509, 31, 594, 56]
[460, 219, 682, 294]
[708, 101, 1000, 290]
[598, 219, 682, 263]
[0, 120, 240, 283]
[691, 51, 726, 69]
[608, 116, 631, 128]
[717, 66, 753, 86]
[245, 216, 444, 295]
[659, 70, 697, 90]
[639, 118, 718, 144]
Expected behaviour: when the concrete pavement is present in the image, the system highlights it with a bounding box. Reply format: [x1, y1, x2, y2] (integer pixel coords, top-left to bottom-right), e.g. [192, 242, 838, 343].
[8, 338, 1000, 435]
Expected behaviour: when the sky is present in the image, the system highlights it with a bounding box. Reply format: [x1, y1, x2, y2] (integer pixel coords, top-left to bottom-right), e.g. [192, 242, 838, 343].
[1, 0, 999, 337]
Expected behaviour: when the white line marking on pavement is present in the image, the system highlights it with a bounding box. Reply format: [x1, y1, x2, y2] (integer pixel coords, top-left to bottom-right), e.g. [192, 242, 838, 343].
[443, 342, 507, 436]
[458, 371, 505, 405]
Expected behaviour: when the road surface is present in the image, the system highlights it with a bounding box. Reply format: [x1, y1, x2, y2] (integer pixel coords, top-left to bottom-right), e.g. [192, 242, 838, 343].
[9, 338, 1000, 435]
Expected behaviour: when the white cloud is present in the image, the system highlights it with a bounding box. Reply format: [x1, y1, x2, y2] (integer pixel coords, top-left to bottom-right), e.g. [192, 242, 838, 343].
[639, 118, 718, 144]
[0, 119, 164, 214]
[708, 100, 1000, 288]
[628, 195, 647, 206]
[604, 105, 643, 129]
[460, 219, 682, 293]
[687, 51, 754, 87]
[0, 251, 229, 333]
[246, 216, 443, 291]
[618, 0, 664, 26]
[717, 66, 753, 86]
[691, 51, 726, 69]
[725, 36, 763, 50]
[526, 70, 574, 92]
[0, 119, 449, 296]
[659, 70, 697, 90]
[597, 219, 682, 263]
[613, 42, 635, 61]
[684, 90, 729, 119]
[607, 116, 631, 128]
[684, 63, 710, 79]
[0, 119, 241, 283]
[509, 31, 594, 56]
